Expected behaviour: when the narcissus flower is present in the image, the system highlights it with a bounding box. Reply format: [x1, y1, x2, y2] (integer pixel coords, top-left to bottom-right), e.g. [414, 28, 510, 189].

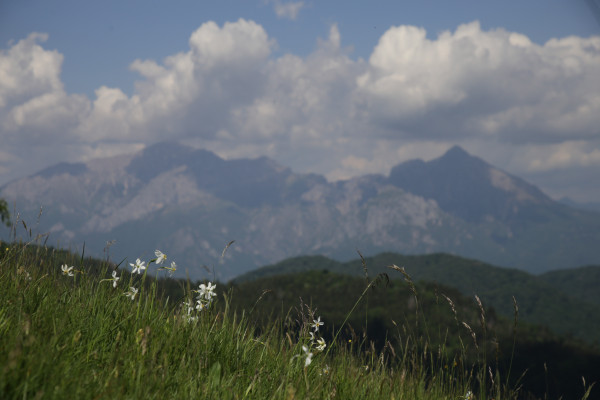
[197, 282, 217, 302]
[61, 264, 74, 277]
[124, 286, 138, 300]
[111, 270, 120, 287]
[302, 345, 313, 367]
[130, 258, 146, 274]
[159, 261, 177, 276]
[316, 337, 326, 352]
[311, 316, 324, 332]
[154, 250, 166, 265]
[183, 301, 198, 323]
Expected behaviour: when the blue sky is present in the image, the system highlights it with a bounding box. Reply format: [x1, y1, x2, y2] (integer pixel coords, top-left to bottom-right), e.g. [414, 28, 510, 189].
[1, 0, 599, 201]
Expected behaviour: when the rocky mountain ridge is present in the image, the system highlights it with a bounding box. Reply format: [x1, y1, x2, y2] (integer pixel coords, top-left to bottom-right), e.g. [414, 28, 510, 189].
[2, 142, 599, 280]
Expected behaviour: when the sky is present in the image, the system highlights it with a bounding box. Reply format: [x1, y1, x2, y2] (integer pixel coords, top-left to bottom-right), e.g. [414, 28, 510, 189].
[1, 0, 599, 202]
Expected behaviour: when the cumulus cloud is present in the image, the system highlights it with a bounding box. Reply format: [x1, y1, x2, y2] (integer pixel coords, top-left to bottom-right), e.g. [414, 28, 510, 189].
[357, 21, 600, 144]
[0, 33, 61, 108]
[0, 33, 89, 144]
[1, 20, 599, 201]
[77, 19, 273, 143]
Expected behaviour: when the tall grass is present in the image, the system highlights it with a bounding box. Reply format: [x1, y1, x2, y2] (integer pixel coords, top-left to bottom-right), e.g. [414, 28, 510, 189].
[4, 227, 588, 399]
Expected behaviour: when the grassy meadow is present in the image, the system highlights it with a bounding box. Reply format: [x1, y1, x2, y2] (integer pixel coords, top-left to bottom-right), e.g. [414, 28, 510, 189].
[0, 232, 597, 399]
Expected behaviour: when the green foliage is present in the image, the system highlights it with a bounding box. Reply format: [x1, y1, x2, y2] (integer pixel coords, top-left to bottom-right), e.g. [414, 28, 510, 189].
[226, 269, 600, 400]
[539, 265, 600, 306]
[0, 198, 9, 227]
[237, 252, 600, 346]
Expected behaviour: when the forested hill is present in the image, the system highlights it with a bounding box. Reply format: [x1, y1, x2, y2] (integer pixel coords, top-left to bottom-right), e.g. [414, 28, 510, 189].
[233, 252, 600, 346]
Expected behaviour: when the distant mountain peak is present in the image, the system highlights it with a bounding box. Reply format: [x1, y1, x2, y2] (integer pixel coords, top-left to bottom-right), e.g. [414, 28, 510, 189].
[387, 145, 555, 222]
[443, 145, 470, 158]
[436, 145, 488, 169]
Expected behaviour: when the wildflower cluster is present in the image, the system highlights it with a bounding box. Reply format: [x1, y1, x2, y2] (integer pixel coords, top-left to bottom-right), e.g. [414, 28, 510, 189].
[295, 316, 327, 368]
[195, 282, 217, 310]
[120, 249, 177, 300]
[310, 316, 326, 351]
[182, 281, 217, 323]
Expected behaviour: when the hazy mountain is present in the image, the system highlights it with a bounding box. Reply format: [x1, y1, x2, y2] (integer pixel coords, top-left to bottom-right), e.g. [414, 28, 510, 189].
[388, 146, 556, 223]
[2, 142, 599, 280]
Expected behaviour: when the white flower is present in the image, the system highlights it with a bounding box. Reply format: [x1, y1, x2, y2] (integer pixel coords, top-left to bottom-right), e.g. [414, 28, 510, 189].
[196, 284, 207, 298]
[124, 286, 138, 300]
[158, 261, 177, 276]
[154, 250, 166, 265]
[309, 331, 316, 343]
[183, 301, 198, 323]
[320, 365, 330, 376]
[130, 258, 146, 274]
[316, 337, 326, 352]
[111, 270, 120, 288]
[204, 282, 217, 300]
[302, 345, 313, 367]
[197, 282, 217, 302]
[61, 264, 74, 277]
[305, 353, 313, 367]
[465, 391, 473, 400]
[194, 282, 217, 312]
[311, 316, 324, 332]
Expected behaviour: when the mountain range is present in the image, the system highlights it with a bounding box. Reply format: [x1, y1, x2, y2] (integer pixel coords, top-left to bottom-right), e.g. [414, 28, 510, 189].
[2, 142, 599, 281]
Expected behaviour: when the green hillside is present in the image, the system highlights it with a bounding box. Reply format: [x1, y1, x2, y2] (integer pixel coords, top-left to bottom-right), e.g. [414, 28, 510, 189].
[1, 241, 527, 400]
[226, 270, 600, 400]
[539, 265, 600, 306]
[3, 239, 600, 399]
[235, 252, 600, 346]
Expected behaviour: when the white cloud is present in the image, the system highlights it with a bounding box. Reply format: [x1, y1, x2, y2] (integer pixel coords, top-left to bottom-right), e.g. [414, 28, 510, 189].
[1, 21, 599, 201]
[357, 21, 600, 144]
[0, 33, 89, 144]
[0, 33, 61, 108]
[523, 142, 600, 171]
[268, 0, 305, 20]
[75, 19, 274, 143]
[229, 25, 361, 141]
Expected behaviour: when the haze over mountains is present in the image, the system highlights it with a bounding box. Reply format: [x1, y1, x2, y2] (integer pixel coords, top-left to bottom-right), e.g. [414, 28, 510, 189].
[2, 142, 599, 281]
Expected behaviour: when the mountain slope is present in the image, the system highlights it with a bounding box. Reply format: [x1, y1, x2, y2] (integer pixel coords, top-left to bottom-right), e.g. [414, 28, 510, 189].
[1, 142, 599, 279]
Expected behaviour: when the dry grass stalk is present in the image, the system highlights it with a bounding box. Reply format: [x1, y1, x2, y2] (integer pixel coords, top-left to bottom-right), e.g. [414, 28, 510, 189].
[462, 321, 478, 349]
[474, 294, 486, 333]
